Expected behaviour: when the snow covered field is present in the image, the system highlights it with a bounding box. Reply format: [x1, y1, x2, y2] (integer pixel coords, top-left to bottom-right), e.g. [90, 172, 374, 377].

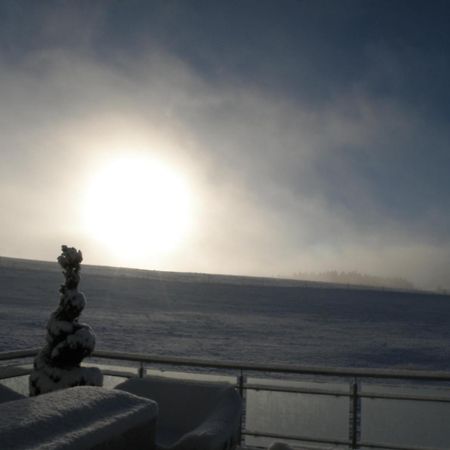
[2, 257, 450, 449]
[1, 256, 449, 371]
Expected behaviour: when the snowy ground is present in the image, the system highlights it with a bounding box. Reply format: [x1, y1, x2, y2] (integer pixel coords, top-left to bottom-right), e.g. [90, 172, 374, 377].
[2, 256, 450, 449]
[1, 257, 450, 371]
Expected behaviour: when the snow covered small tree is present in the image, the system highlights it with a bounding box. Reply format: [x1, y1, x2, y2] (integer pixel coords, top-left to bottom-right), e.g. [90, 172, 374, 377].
[29, 245, 103, 396]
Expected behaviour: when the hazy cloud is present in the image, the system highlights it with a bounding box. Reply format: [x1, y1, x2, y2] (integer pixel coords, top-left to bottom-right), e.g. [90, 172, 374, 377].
[0, 1, 449, 289]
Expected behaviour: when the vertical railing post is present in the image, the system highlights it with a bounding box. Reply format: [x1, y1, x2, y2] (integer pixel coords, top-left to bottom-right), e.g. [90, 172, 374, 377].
[138, 361, 145, 378]
[349, 377, 360, 449]
[237, 369, 246, 446]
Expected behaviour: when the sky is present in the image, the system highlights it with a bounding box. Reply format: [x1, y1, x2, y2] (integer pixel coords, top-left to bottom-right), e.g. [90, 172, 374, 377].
[0, 0, 449, 289]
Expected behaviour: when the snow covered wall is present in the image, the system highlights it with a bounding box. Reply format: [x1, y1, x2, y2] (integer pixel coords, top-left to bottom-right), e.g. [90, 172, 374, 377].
[0, 386, 158, 450]
[29, 246, 102, 396]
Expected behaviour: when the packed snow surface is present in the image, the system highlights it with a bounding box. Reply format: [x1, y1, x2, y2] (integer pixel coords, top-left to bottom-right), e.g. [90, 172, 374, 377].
[0, 386, 158, 449]
[1, 257, 449, 370]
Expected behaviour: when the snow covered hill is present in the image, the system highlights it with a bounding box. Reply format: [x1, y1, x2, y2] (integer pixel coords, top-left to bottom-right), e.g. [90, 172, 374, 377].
[1, 256, 449, 370]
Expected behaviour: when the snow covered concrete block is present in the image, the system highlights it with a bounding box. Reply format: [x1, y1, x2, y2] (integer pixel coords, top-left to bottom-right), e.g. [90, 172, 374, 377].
[0, 386, 158, 450]
[116, 376, 241, 450]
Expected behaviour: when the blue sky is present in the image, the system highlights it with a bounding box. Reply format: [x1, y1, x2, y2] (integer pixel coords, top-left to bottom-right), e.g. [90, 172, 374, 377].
[0, 1, 449, 289]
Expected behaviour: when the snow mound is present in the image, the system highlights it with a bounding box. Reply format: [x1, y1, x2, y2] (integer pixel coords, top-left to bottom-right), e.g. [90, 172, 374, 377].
[116, 376, 241, 450]
[0, 386, 158, 449]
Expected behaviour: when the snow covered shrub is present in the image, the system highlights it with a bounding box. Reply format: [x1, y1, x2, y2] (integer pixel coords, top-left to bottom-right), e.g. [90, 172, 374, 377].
[29, 245, 103, 396]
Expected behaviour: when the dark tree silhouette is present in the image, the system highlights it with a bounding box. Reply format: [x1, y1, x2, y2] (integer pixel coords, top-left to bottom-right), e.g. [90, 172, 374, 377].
[29, 245, 102, 396]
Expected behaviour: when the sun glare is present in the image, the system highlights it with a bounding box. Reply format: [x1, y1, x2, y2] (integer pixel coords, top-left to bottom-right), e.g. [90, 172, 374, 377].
[83, 156, 192, 260]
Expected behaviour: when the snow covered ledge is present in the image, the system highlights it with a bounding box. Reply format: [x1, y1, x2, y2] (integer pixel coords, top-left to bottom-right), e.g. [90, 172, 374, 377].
[0, 386, 158, 450]
[116, 376, 242, 450]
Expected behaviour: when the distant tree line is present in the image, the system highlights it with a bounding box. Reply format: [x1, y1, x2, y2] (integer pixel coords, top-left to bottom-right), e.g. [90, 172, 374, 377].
[293, 270, 415, 290]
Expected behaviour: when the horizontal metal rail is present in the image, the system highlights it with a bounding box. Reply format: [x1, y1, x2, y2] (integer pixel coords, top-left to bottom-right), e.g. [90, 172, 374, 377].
[92, 349, 450, 382]
[0, 364, 32, 379]
[360, 440, 445, 450]
[0, 349, 38, 361]
[2, 348, 450, 450]
[246, 383, 450, 403]
[244, 382, 348, 397]
[360, 391, 450, 403]
[4, 348, 450, 382]
[243, 429, 350, 447]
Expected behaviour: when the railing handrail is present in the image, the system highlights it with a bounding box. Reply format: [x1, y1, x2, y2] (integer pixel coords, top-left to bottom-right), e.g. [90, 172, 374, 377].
[0, 349, 39, 361]
[3, 348, 450, 382]
[92, 349, 450, 381]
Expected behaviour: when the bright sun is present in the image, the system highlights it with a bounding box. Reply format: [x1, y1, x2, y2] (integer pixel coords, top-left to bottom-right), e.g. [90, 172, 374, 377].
[83, 156, 192, 259]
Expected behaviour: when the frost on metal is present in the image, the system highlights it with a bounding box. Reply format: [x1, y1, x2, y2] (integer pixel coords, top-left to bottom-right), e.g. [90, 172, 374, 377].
[29, 245, 103, 396]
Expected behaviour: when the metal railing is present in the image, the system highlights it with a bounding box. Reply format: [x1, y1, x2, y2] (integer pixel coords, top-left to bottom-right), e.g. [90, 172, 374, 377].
[2, 348, 450, 450]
